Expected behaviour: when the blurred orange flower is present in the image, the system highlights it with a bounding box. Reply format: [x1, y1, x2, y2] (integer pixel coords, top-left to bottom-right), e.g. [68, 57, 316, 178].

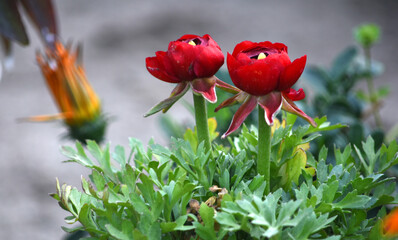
[28, 41, 106, 142]
[384, 208, 398, 237]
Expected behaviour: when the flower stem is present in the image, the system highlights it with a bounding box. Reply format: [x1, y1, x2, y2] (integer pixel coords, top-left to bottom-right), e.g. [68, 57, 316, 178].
[364, 46, 382, 128]
[193, 93, 212, 152]
[257, 106, 271, 194]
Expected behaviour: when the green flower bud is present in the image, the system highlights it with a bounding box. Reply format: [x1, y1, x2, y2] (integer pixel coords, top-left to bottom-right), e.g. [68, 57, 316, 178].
[354, 24, 381, 48]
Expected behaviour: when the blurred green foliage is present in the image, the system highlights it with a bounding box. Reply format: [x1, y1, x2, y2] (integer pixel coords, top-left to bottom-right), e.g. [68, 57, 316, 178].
[301, 45, 386, 158]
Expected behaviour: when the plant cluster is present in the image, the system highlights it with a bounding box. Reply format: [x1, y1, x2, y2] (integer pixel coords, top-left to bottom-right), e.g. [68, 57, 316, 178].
[50, 30, 398, 240]
[53, 115, 398, 239]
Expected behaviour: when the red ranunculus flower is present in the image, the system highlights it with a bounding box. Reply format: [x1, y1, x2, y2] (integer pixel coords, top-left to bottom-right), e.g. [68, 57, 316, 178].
[216, 40, 316, 138]
[145, 34, 225, 116]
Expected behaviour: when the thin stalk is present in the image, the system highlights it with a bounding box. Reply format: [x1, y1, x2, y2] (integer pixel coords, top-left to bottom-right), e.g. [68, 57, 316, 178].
[257, 106, 271, 194]
[193, 93, 212, 152]
[364, 47, 382, 128]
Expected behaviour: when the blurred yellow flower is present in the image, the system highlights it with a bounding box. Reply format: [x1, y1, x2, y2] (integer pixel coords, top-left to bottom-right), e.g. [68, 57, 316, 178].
[28, 41, 106, 143]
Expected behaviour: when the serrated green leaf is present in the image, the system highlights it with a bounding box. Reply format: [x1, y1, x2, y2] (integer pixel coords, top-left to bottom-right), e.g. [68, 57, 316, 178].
[105, 223, 129, 240]
[334, 190, 371, 209]
[91, 170, 105, 191]
[317, 160, 328, 183]
[195, 203, 216, 240]
[215, 212, 240, 231]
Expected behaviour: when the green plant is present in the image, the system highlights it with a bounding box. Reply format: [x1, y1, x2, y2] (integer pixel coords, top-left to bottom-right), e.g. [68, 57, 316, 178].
[52, 114, 398, 239]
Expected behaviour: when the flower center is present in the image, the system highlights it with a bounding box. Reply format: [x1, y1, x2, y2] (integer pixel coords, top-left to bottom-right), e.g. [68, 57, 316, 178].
[257, 52, 267, 60]
[188, 40, 196, 46]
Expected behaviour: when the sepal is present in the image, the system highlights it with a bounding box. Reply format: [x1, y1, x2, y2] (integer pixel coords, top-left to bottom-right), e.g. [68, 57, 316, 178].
[144, 82, 189, 117]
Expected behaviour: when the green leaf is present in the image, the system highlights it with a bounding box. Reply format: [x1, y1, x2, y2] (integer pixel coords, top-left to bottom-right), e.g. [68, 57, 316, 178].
[334, 145, 354, 166]
[78, 204, 97, 230]
[91, 170, 105, 191]
[317, 160, 328, 183]
[183, 128, 198, 152]
[105, 223, 130, 240]
[302, 66, 330, 95]
[137, 174, 154, 204]
[279, 148, 307, 189]
[334, 190, 371, 209]
[195, 203, 216, 240]
[215, 212, 240, 231]
[330, 46, 357, 79]
[368, 218, 385, 240]
[220, 168, 230, 190]
[306, 116, 346, 135]
[112, 145, 126, 168]
[130, 194, 150, 215]
[323, 180, 339, 203]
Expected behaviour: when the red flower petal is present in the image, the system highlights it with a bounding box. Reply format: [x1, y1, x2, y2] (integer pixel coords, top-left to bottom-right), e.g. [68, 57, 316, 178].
[193, 45, 224, 78]
[257, 92, 283, 125]
[278, 55, 307, 91]
[233, 55, 283, 96]
[204, 34, 222, 49]
[222, 95, 257, 138]
[283, 88, 306, 101]
[146, 53, 180, 83]
[191, 76, 217, 103]
[269, 42, 288, 53]
[177, 34, 201, 42]
[167, 41, 198, 81]
[232, 41, 256, 56]
[281, 95, 316, 127]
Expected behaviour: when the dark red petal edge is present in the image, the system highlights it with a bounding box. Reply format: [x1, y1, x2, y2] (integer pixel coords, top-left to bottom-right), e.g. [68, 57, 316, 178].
[281, 95, 317, 127]
[144, 82, 189, 117]
[278, 55, 307, 91]
[191, 76, 217, 103]
[222, 95, 257, 138]
[257, 92, 283, 126]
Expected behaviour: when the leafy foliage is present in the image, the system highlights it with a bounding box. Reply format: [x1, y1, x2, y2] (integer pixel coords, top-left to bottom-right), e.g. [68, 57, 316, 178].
[53, 115, 398, 239]
[301, 45, 386, 157]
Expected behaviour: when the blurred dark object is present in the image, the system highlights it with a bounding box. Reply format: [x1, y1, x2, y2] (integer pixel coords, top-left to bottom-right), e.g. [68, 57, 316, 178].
[0, 0, 58, 77]
[0, 0, 57, 47]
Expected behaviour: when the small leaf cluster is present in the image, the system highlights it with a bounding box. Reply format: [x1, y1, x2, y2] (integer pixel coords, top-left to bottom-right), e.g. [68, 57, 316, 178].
[53, 115, 398, 239]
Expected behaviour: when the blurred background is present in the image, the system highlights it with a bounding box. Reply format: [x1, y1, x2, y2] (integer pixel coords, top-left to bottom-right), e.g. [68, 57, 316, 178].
[0, 0, 397, 239]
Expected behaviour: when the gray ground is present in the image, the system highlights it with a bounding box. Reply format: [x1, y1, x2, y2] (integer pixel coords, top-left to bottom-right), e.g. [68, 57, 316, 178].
[0, 1, 397, 239]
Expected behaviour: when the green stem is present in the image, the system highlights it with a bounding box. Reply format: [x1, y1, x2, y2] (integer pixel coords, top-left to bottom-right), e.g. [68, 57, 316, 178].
[364, 47, 382, 128]
[193, 93, 212, 152]
[257, 106, 271, 194]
